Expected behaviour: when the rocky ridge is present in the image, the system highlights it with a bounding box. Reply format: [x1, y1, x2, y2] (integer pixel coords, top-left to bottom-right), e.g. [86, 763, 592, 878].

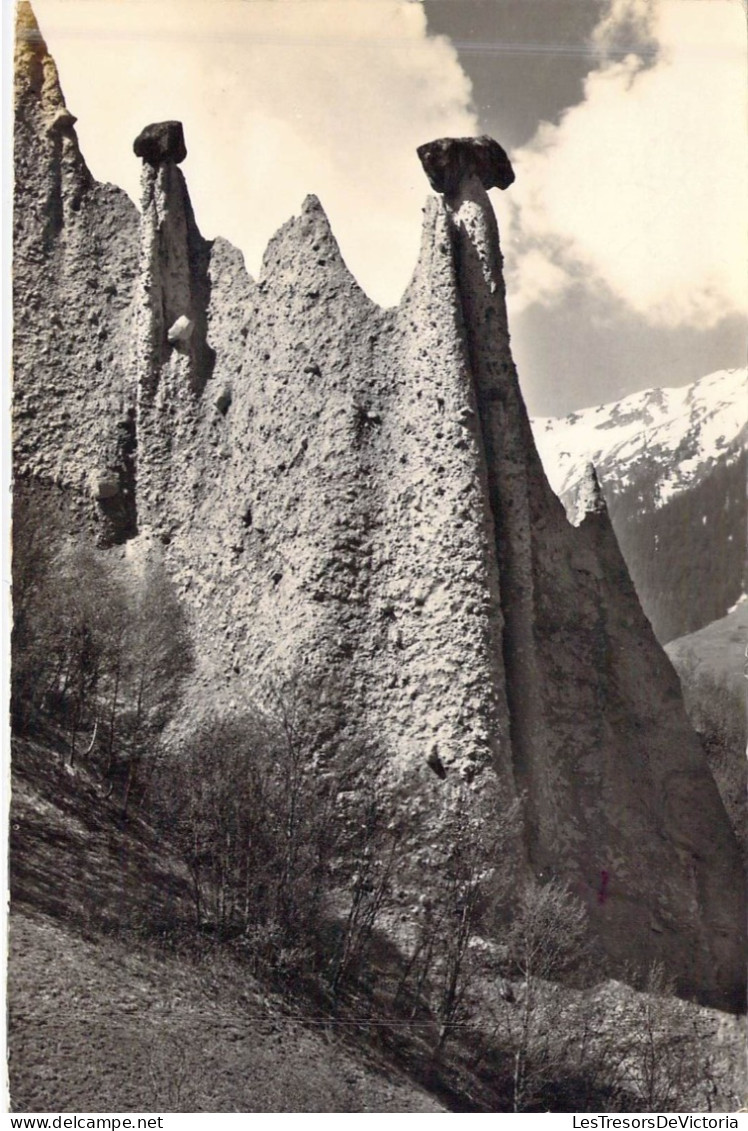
[12, 3, 746, 1011]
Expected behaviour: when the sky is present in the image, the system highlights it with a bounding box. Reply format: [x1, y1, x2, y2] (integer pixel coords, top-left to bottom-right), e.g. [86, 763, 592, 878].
[21, 0, 748, 415]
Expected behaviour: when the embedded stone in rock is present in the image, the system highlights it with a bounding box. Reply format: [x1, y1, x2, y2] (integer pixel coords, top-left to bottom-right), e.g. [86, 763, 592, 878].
[427, 748, 447, 780]
[46, 108, 77, 135]
[133, 121, 187, 166]
[167, 314, 194, 344]
[215, 385, 232, 415]
[89, 472, 120, 501]
[417, 135, 515, 197]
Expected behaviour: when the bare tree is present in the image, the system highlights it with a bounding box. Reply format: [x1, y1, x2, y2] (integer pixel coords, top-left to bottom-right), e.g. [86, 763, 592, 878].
[623, 962, 712, 1112]
[501, 879, 591, 1111]
[113, 562, 194, 817]
[329, 792, 401, 998]
[11, 525, 131, 768]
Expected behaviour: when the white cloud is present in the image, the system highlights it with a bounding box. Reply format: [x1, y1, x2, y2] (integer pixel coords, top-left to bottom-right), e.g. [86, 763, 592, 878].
[503, 246, 571, 315]
[33, 0, 478, 306]
[498, 0, 748, 329]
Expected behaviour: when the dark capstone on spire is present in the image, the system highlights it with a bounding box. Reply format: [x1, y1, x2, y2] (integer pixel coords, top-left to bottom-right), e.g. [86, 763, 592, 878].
[133, 121, 187, 166]
[417, 135, 515, 196]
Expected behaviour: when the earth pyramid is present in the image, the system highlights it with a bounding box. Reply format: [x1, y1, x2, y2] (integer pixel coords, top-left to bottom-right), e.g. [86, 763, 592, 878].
[13, 1, 746, 1010]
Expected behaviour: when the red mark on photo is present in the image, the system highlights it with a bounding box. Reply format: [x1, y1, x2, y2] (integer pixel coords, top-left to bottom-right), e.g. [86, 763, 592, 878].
[598, 869, 610, 905]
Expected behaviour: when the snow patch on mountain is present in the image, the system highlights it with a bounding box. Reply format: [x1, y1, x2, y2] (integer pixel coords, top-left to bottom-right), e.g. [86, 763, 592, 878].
[532, 368, 746, 509]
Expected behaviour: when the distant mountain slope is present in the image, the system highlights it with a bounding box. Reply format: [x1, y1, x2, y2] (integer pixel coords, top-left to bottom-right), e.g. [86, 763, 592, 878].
[666, 596, 748, 694]
[664, 599, 747, 863]
[533, 369, 746, 505]
[532, 370, 747, 643]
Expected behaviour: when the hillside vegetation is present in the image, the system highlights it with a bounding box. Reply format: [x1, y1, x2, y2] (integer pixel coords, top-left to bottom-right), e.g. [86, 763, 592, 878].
[11, 728, 746, 1114]
[9, 719, 454, 1112]
[9, 499, 746, 1113]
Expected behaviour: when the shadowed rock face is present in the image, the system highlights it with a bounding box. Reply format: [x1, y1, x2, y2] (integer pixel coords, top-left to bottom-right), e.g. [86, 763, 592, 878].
[12, 2, 746, 1012]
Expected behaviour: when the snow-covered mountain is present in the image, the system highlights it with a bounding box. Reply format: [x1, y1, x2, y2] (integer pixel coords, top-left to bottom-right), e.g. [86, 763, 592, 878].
[531, 369, 747, 643]
[532, 368, 746, 510]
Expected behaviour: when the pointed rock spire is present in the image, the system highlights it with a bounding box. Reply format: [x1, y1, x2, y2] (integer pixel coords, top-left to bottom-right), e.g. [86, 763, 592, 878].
[14, 0, 93, 244]
[13, 2, 140, 544]
[15, 1, 70, 124]
[260, 194, 356, 288]
[572, 461, 608, 524]
[14, 1, 47, 89]
[257, 193, 374, 324]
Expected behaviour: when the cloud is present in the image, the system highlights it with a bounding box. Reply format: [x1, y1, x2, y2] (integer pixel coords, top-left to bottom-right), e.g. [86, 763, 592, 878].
[503, 245, 572, 315]
[33, 0, 478, 305]
[498, 0, 748, 329]
[591, 0, 659, 63]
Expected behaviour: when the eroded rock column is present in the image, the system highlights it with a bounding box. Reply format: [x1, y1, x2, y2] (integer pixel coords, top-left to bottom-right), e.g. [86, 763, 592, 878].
[416, 135, 746, 1011]
[134, 121, 214, 539]
[417, 137, 561, 860]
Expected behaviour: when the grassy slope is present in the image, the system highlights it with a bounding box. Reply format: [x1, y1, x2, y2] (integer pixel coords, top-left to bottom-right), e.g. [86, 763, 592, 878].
[665, 600, 747, 861]
[8, 732, 445, 1114]
[665, 599, 748, 692]
[8, 912, 444, 1113]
